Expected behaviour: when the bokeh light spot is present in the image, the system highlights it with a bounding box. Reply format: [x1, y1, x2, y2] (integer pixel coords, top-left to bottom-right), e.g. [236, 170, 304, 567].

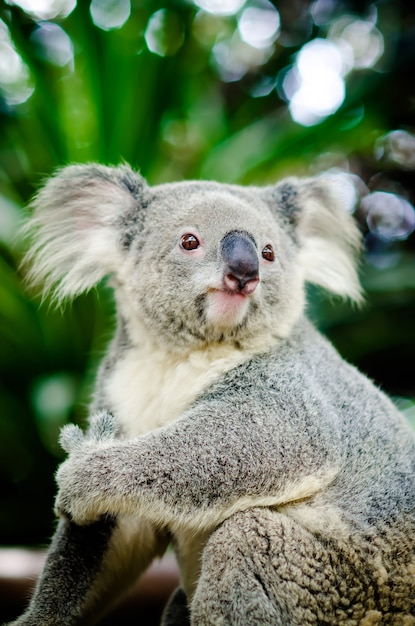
[90, 0, 131, 31]
[30, 23, 74, 68]
[329, 16, 384, 70]
[297, 38, 345, 77]
[362, 192, 415, 241]
[31, 373, 78, 455]
[238, 2, 280, 50]
[310, 0, 337, 26]
[212, 34, 273, 82]
[193, 0, 245, 17]
[0, 19, 33, 105]
[144, 9, 185, 57]
[5, 0, 76, 20]
[284, 39, 346, 126]
[375, 130, 415, 170]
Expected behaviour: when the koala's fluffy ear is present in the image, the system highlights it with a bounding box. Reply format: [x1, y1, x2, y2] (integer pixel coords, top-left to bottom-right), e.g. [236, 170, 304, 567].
[271, 174, 364, 303]
[23, 164, 147, 302]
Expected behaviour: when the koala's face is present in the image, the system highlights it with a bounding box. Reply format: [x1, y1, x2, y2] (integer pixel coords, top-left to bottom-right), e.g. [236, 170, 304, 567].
[116, 182, 303, 348]
[26, 164, 361, 352]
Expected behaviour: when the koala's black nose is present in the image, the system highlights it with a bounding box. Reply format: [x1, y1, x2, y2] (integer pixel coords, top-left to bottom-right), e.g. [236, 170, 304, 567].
[221, 230, 259, 294]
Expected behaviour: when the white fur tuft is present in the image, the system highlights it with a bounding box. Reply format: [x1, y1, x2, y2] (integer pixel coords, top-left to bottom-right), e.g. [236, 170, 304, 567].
[22, 164, 141, 303]
[296, 174, 363, 303]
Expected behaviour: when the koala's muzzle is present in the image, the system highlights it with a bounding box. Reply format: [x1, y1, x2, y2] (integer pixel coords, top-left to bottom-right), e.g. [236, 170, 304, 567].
[221, 230, 259, 295]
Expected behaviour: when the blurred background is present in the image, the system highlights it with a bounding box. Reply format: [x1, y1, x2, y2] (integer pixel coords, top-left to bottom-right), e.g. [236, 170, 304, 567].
[0, 0, 415, 550]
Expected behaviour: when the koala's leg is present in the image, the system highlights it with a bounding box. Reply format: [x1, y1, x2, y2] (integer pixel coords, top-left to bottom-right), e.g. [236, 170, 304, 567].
[7, 515, 169, 626]
[191, 508, 377, 626]
[161, 587, 191, 626]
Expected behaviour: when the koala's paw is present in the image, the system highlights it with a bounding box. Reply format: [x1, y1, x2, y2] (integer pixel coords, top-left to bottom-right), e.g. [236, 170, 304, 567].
[55, 412, 119, 525]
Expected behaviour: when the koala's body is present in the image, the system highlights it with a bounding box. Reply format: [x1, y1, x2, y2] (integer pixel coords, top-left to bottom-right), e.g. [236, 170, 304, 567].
[8, 165, 415, 626]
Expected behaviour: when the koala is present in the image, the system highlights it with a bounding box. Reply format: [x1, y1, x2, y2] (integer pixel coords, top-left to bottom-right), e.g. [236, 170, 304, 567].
[7, 164, 415, 626]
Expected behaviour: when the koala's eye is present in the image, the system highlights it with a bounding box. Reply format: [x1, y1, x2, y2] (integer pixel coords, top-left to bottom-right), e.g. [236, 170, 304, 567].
[262, 244, 275, 262]
[180, 233, 200, 251]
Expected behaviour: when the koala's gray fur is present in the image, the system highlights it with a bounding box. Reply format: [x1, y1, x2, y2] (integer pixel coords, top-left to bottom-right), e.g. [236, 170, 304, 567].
[7, 164, 415, 626]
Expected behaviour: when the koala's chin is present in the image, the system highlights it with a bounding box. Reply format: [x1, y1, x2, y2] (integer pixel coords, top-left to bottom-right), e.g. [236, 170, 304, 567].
[205, 288, 254, 331]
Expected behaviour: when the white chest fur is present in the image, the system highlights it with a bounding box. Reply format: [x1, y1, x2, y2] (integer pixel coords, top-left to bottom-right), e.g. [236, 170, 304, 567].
[105, 341, 255, 438]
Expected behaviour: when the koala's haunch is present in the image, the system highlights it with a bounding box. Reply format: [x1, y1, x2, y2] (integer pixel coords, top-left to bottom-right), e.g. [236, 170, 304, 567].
[9, 165, 415, 626]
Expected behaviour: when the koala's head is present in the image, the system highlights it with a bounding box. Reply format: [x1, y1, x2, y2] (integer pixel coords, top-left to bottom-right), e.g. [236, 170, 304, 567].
[25, 164, 362, 351]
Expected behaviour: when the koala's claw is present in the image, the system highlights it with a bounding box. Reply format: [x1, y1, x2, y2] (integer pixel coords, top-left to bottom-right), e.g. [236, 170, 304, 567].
[59, 411, 117, 455]
[59, 423, 83, 454]
[88, 411, 118, 442]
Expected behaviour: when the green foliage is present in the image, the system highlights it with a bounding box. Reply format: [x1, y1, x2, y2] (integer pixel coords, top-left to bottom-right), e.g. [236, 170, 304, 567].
[1, 0, 415, 544]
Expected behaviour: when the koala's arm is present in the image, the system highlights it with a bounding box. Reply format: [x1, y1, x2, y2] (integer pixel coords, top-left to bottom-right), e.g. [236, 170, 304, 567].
[56, 381, 338, 531]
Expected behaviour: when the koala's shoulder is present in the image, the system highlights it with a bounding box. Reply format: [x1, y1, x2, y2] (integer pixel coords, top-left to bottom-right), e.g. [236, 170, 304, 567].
[197, 319, 324, 404]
